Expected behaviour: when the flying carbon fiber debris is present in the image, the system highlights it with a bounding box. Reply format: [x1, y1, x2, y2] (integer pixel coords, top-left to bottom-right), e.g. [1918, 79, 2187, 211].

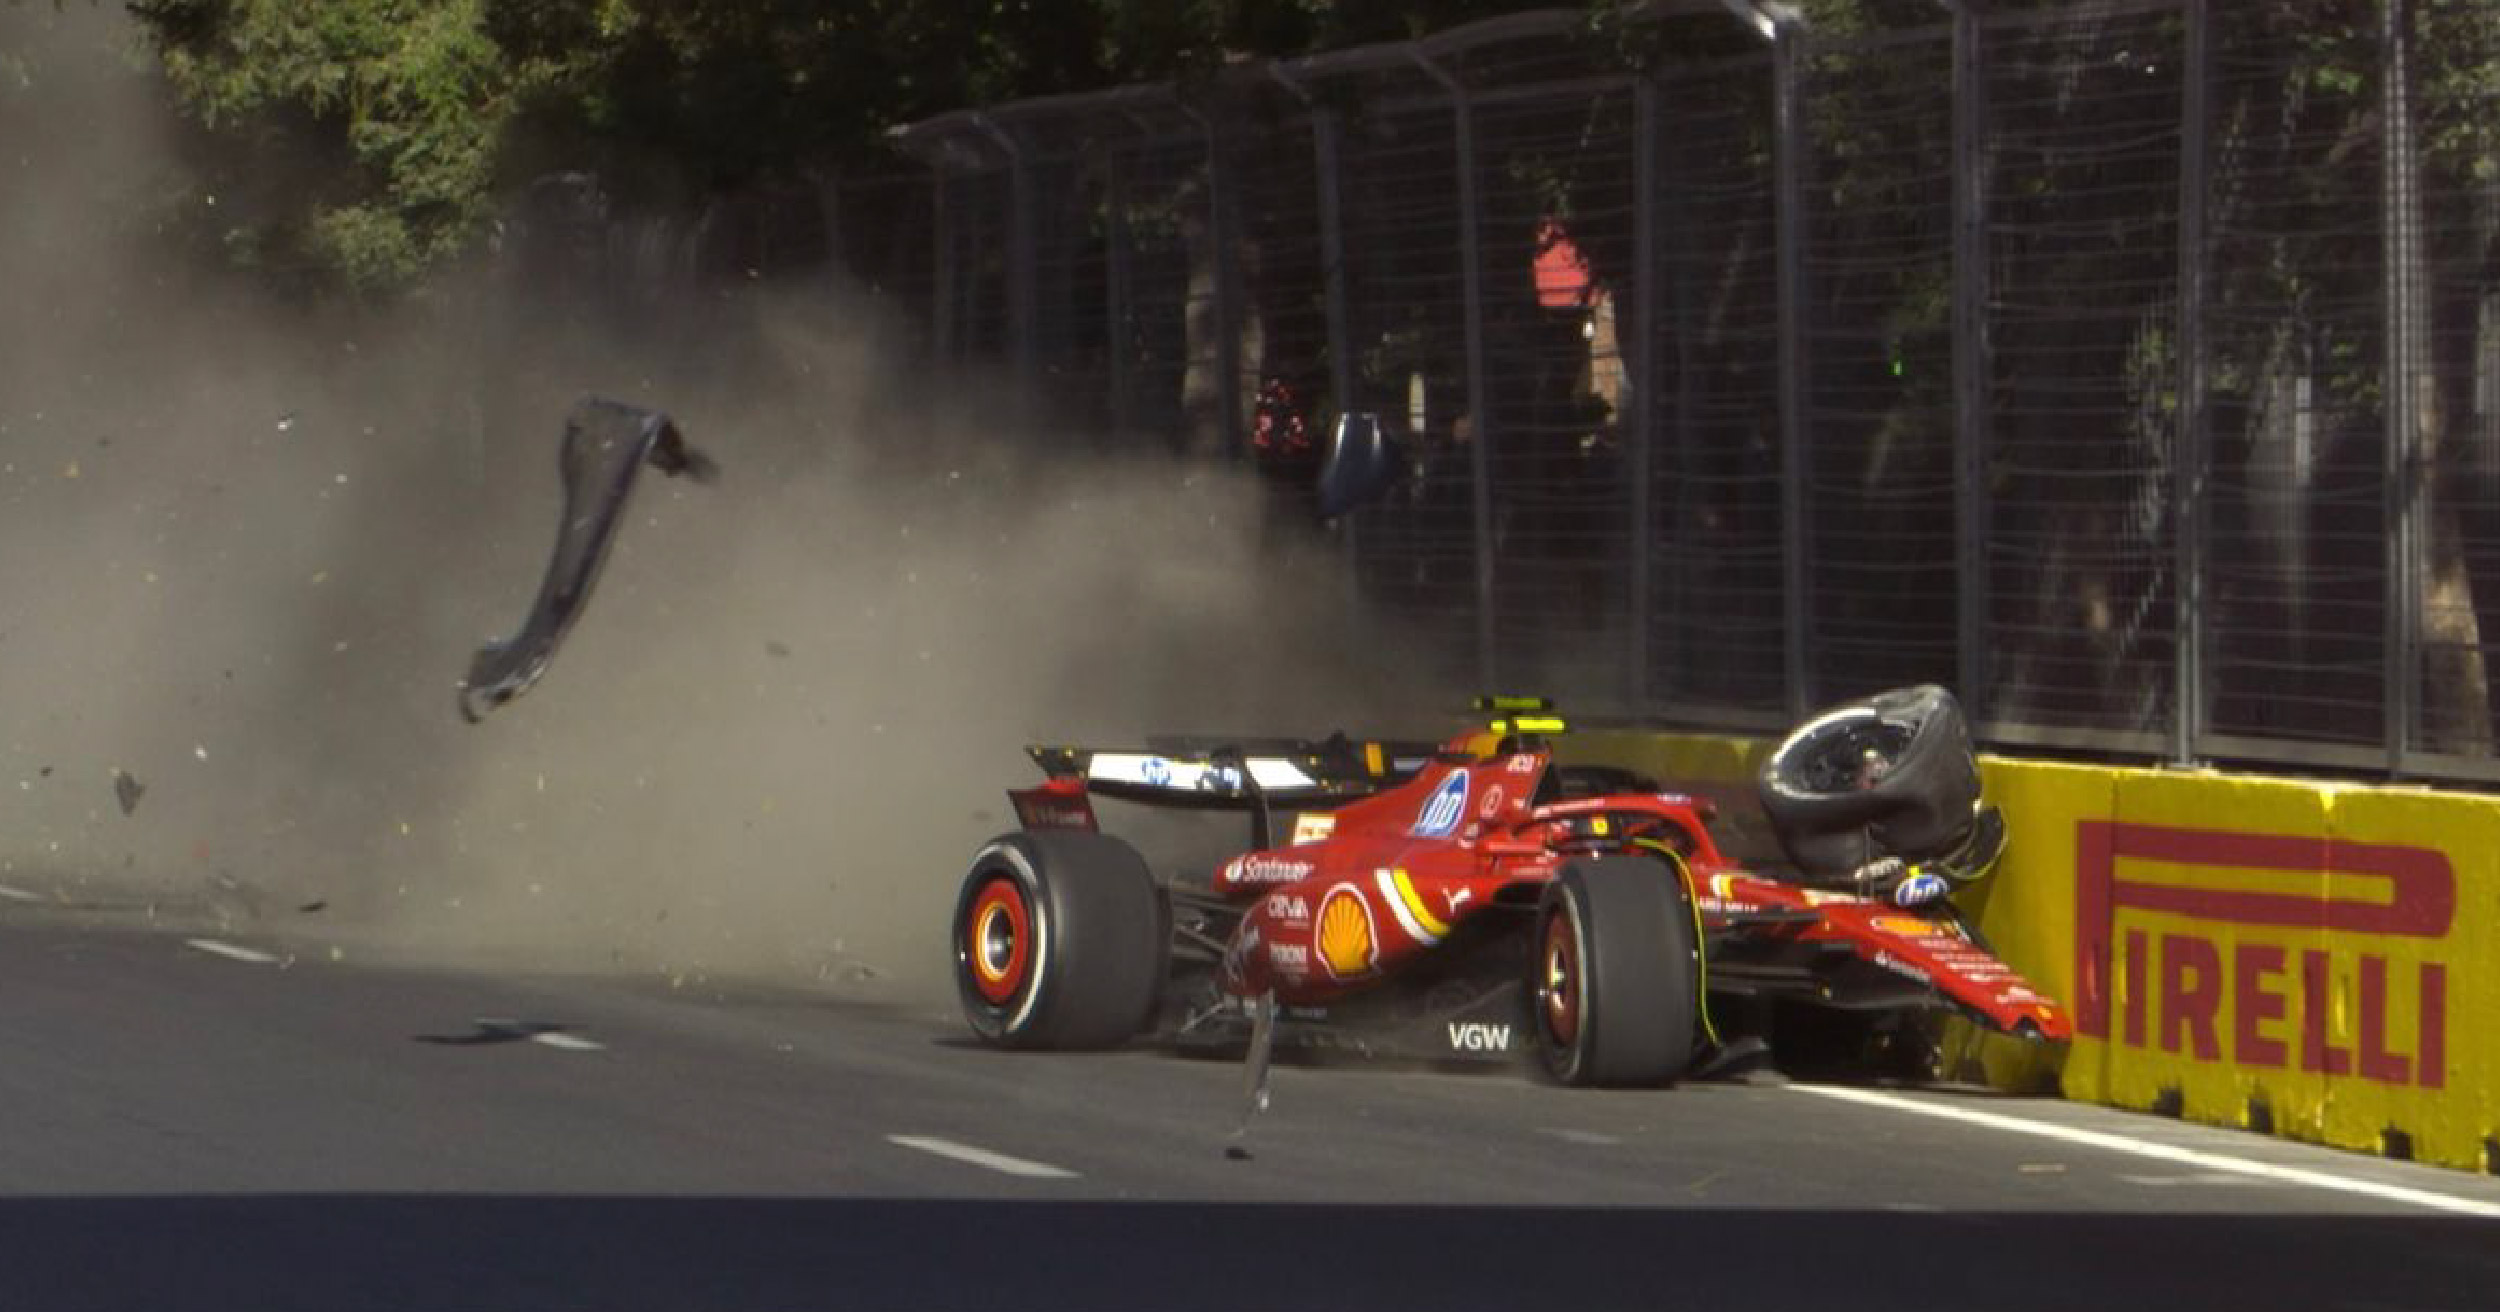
[459, 397, 718, 722]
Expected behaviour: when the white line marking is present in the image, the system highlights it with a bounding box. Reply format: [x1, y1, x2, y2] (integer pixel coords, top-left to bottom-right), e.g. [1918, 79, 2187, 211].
[1539, 1128, 1622, 1146]
[887, 1135, 1078, 1180]
[184, 938, 280, 965]
[1792, 1084, 2500, 1219]
[531, 1032, 605, 1051]
[2118, 1173, 2277, 1189]
[0, 884, 42, 902]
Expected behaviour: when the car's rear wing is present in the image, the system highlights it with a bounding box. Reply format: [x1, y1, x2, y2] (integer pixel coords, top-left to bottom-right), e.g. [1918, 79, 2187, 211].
[1018, 736, 1441, 849]
[1026, 738, 1438, 810]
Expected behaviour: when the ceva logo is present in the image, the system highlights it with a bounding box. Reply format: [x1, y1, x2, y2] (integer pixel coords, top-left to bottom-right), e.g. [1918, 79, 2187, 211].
[2074, 821, 2454, 1089]
[1412, 770, 1470, 837]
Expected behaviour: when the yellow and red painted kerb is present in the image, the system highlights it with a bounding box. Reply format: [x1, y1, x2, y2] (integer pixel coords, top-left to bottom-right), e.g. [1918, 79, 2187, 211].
[1572, 731, 2500, 1173]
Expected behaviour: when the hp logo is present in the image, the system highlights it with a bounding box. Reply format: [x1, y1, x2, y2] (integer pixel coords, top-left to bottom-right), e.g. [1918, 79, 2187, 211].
[1411, 771, 1470, 837]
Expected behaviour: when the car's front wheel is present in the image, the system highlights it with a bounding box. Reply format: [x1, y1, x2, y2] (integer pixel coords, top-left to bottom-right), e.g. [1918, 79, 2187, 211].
[1531, 855, 1701, 1086]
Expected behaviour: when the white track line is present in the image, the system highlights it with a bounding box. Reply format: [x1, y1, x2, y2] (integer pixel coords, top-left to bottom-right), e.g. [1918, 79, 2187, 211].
[183, 938, 280, 965]
[887, 1135, 1078, 1180]
[531, 1032, 605, 1052]
[0, 884, 42, 902]
[1792, 1083, 2500, 1219]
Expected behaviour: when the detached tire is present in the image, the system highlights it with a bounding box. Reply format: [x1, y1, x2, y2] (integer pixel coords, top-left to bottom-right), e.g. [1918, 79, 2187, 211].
[1531, 856, 1701, 1087]
[1757, 684, 1980, 878]
[953, 831, 1165, 1050]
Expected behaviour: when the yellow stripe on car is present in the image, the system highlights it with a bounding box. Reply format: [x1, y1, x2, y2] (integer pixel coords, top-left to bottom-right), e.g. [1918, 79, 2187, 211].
[1376, 866, 1451, 943]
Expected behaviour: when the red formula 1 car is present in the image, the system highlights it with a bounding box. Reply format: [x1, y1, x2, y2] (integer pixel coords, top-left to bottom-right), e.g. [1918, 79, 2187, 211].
[949, 687, 2069, 1086]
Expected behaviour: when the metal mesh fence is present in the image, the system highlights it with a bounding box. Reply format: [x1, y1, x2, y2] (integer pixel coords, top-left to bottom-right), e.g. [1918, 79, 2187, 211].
[873, 0, 2500, 784]
[2201, 2, 2387, 755]
[1982, 1, 2185, 744]
[1644, 44, 1785, 722]
[2408, 0, 2500, 769]
[1802, 22, 1958, 707]
[1325, 60, 1483, 688]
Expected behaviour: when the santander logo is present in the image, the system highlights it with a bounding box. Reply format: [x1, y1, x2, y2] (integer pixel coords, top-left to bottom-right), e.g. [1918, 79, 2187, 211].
[1224, 854, 1316, 887]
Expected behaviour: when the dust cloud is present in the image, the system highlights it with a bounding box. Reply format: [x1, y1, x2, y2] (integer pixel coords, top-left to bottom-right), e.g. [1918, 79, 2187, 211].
[0, 6, 1449, 1004]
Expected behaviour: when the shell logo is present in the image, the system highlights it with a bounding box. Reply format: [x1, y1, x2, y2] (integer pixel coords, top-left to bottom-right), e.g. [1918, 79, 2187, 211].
[1316, 884, 1377, 979]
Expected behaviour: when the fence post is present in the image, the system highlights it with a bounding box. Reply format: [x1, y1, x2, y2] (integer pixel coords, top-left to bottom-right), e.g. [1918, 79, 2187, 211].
[1106, 148, 1135, 440]
[1772, 16, 1813, 720]
[971, 114, 1037, 389]
[1181, 104, 1246, 459]
[1416, 50, 1499, 691]
[1629, 71, 1661, 714]
[1270, 69, 1359, 432]
[1315, 108, 1358, 448]
[1270, 68, 1363, 567]
[1665, 78, 1700, 711]
[1313, 103, 1363, 570]
[2173, 0, 2210, 766]
[1950, 2, 1991, 723]
[929, 166, 956, 365]
[1011, 151, 1038, 390]
[2382, 0, 2424, 774]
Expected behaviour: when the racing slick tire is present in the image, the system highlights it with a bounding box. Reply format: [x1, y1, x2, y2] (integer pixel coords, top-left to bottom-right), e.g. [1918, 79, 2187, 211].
[1757, 684, 1981, 879]
[953, 831, 1166, 1050]
[1531, 856, 1701, 1087]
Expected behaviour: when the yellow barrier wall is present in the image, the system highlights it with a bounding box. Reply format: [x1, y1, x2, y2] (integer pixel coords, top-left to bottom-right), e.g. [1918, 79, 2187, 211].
[1568, 732, 2499, 1171]
[2318, 786, 2492, 1165]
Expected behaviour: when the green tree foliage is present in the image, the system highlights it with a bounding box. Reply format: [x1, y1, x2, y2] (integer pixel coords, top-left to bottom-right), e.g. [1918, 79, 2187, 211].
[132, 0, 518, 286]
[127, 0, 1572, 290]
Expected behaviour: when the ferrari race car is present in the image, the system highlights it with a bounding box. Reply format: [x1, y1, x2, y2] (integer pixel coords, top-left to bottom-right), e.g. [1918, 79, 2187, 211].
[949, 686, 2070, 1087]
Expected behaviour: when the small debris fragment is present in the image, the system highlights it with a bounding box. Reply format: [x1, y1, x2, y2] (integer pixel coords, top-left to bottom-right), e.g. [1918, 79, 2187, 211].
[112, 770, 144, 816]
[1224, 1145, 1252, 1161]
[765, 640, 791, 658]
[297, 900, 327, 914]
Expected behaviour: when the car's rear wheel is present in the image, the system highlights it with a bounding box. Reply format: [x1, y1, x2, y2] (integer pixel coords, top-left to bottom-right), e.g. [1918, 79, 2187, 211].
[952, 831, 1166, 1050]
[1531, 856, 1701, 1086]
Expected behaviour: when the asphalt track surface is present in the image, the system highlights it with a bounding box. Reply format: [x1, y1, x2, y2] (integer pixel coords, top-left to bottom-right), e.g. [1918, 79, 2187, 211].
[4, 906, 2497, 1311]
